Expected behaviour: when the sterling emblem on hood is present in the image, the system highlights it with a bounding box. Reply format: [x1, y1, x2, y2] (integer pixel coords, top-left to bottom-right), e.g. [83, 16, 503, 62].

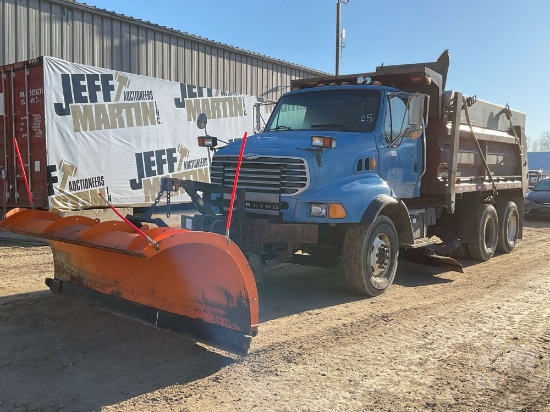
[244, 153, 261, 160]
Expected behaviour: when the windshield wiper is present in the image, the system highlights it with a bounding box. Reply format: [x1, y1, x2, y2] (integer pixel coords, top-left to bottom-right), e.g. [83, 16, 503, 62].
[266, 125, 292, 131]
[311, 123, 349, 131]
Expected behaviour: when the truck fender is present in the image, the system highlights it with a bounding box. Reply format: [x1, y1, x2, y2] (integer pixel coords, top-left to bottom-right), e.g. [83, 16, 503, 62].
[360, 195, 415, 245]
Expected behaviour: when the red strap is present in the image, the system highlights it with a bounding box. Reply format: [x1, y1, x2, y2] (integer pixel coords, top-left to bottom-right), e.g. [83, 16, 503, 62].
[226, 132, 248, 238]
[13, 138, 34, 208]
[99, 192, 158, 248]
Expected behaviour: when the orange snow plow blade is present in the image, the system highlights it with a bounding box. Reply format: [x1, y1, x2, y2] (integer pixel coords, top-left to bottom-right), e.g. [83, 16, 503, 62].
[0, 209, 259, 355]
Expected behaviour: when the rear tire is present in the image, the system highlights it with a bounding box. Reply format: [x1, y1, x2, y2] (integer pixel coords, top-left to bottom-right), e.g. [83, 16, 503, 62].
[452, 243, 470, 259]
[342, 216, 398, 296]
[496, 201, 519, 253]
[467, 204, 498, 261]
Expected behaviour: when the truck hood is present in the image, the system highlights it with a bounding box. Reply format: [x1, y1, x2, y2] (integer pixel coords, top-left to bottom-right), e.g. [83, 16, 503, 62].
[213, 130, 380, 192]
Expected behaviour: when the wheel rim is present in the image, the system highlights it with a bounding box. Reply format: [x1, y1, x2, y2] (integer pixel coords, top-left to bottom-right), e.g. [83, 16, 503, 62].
[507, 211, 518, 244]
[368, 232, 392, 289]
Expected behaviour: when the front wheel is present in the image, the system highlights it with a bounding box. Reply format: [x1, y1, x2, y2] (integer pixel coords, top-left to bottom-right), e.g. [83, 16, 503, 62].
[342, 216, 398, 296]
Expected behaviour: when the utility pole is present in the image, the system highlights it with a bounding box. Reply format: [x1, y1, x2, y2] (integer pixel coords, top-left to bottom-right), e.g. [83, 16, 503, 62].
[335, 0, 349, 75]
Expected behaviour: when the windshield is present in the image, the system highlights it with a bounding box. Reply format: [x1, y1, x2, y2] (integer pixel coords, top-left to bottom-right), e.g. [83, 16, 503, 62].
[533, 179, 550, 191]
[265, 89, 380, 133]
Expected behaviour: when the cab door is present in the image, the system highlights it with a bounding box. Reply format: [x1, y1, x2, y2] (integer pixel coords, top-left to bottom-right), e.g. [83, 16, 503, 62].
[377, 92, 422, 199]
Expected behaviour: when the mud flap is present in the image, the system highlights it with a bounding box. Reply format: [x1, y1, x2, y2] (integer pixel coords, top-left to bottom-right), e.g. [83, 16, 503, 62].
[400, 248, 464, 273]
[1, 209, 259, 355]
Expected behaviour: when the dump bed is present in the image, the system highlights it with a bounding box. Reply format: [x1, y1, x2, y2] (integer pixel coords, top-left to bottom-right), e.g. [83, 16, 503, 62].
[421, 91, 527, 197]
[372, 53, 527, 198]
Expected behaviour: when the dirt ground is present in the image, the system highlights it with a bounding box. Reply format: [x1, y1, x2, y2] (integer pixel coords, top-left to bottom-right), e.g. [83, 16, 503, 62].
[0, 220, 549, 412]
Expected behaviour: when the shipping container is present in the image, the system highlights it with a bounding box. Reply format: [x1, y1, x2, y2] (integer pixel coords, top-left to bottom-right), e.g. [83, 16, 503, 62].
[1, 58, 47, 209]
[0, 56, 269, 211]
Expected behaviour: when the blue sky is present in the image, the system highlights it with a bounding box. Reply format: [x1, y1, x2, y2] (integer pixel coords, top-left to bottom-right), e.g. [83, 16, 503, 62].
[86, 0, 549, 143]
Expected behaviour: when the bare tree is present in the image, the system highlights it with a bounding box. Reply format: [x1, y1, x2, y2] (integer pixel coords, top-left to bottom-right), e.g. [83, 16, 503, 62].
[527, 135, 540, 152]
[539, 131, 550, 152]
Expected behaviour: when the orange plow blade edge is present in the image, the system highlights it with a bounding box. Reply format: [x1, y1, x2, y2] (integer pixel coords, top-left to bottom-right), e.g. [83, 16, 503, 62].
[0, 209, 259, 355]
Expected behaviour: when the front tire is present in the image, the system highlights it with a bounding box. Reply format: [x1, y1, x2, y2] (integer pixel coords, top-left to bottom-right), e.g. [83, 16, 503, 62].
[467, 204, 498, 261]
[342, 215, 398, 296]
[496, 201, 519, 253]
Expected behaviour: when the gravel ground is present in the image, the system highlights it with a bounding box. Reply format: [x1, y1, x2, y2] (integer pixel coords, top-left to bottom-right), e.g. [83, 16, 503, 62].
[0, 220, 548, 411]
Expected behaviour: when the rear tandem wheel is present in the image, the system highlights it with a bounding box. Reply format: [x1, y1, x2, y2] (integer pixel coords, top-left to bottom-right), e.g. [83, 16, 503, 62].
[496, 201, 519, 253]
[452, 243, 470, 260]
[467, 204, 498, 261]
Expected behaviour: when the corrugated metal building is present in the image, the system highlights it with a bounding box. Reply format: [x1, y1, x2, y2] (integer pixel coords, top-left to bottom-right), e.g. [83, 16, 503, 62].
[0, 0, 324, 100]
[528, 152, 550, 175]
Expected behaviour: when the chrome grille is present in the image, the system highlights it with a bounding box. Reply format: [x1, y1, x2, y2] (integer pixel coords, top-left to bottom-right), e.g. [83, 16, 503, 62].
[211, 155, 309, 195]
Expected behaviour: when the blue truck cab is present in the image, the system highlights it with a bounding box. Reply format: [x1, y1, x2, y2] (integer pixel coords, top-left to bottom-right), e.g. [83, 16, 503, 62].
[183, 54, 526, 296]
[256, 84, 423, 222]
[212, 83, 426, 226]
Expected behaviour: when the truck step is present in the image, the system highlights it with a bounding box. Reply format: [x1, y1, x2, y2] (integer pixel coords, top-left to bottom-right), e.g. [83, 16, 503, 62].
[408, 208, 426, 240]
[400, 236, 441, 249]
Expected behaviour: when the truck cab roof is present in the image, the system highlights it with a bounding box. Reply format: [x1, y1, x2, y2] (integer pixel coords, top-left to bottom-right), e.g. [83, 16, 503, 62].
[290, 66, 444, 118]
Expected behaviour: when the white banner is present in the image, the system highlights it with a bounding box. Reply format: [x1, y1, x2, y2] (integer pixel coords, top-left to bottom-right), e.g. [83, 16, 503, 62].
[43, 56, 268, 210]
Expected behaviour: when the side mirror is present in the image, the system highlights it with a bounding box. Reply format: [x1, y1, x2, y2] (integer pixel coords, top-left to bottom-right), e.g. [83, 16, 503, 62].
[253, 100, 277, 134]
[197, 113, 208, 130]
[404, 125, 423, 139]
[408, 93, 426, 126]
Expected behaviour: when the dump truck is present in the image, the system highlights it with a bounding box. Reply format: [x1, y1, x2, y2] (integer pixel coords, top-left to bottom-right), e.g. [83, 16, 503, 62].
[528, 169, 545, 188]
[0, 52, 527, 354]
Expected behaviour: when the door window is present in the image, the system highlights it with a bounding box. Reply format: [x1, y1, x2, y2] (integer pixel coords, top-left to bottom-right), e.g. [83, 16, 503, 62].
[384, 95, 408, 142]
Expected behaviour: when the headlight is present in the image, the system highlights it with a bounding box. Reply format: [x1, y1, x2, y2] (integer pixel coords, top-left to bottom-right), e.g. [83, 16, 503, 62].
[310, 203, 347, 218]
[311, 136, 336, 148]
[311, 203, 327, 217]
